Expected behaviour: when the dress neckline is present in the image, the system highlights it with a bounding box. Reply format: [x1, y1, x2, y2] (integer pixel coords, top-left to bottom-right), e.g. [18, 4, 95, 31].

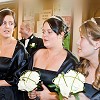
[0, 41, 18, 59]
[33, 67, 57, 72]
[0, 56, 11, 59]
[33, 51, 69, 72]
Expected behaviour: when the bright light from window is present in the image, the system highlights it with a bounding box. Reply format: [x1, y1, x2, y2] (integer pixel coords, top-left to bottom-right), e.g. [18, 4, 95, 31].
[0, 0, 13, 3]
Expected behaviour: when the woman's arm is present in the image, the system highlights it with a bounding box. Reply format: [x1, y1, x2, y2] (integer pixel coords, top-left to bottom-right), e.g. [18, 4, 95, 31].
[0, 80, 11, 86]
[28, 84, 59, 100]
[37, 84, 58, 100]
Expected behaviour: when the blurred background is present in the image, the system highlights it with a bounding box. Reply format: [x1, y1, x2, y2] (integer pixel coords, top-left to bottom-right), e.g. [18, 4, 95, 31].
[0, 0, 100, 57]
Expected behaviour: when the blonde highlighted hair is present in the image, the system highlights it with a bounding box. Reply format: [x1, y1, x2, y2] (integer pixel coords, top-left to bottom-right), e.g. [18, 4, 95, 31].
[76, 17, 100, 90]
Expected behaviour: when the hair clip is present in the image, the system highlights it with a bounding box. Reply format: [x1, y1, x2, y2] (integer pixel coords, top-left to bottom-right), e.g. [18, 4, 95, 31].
[83, 17, 97, 25]
[0, 8, 12, 13]
[50, 16, 62, 21]
[91, 17, 97, 25]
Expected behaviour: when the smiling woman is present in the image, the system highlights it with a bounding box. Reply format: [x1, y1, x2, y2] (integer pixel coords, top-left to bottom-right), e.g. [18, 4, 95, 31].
[74, 18, 100, 100]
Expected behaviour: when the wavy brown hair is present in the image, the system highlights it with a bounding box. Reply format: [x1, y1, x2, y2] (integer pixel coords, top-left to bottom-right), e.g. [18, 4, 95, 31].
[76, 18, 100, 90]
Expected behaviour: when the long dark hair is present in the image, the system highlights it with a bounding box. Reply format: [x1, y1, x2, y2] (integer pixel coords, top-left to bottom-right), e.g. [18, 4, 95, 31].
[43, 16, 68, 39]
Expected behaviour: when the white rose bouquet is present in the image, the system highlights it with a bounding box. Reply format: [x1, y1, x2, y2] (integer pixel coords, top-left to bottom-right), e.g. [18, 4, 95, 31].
[53, 70, 85, 100]
[18, 70, 40, 92]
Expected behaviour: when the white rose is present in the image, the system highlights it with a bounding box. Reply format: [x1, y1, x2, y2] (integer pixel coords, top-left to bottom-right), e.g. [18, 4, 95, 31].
[25, 71, 40, 84]
[18, 70, 40, 92]
[30, 43, 35, 48]
[58, 77, 70, 98]
[53, 74, 62, 85]
[18, 81, 26, 91]
[24, 79, 37, 91]
[31, 43, 35, 46]
[53, 73, 70, 98]
[60, 85, 70, 98]
[64, 70, 85, 93]
[53, 70, 85, 98]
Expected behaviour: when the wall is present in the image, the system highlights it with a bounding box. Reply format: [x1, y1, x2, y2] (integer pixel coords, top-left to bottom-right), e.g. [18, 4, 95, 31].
[72, 0, 100, 58]
[82, 0, 100, 21]
[72, 0, 82, 58]
[0, 0, 99, 58]
[17, 1, 23, 39]
[19, 0, 75, 50]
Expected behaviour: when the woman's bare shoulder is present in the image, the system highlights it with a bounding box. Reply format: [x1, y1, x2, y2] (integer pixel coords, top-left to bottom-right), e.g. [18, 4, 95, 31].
[34, 48, 47, 58]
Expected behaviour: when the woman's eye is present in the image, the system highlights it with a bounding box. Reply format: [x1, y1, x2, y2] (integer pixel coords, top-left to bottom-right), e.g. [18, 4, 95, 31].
[81, 36, 83, 38]
[9, 22, 14, 25]
[48, 31, 52, 34]
[2, 21, 14, 26]
[81, 36, 84, 39]
[2, 22, 6, 25]
[42, 31, 45, 34]
[8, 22, 14, 26]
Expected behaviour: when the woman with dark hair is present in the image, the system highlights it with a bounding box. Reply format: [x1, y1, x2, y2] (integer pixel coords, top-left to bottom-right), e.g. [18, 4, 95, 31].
[28, 16, 78, 100]
[0, 8, 29, 100]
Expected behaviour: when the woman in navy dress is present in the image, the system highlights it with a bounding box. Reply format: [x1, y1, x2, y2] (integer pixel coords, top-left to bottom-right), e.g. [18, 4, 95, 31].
[75, 17, 100, 100]
[28, 16, 78, 100]
[0, 8, 29, 100]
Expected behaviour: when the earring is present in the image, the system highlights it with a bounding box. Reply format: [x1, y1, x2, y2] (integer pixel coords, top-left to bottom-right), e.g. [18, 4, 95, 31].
[59, 36, 62, 39]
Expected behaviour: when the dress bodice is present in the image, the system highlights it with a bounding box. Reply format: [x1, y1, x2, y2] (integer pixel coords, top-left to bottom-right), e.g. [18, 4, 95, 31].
[0, 41, 29, 86]
[84, 83, 100, 100]
[0, 57, 11, 79]
[33, 67, 57, 92]
[30, 50, 78, 92]
[0, 41, 29, 100]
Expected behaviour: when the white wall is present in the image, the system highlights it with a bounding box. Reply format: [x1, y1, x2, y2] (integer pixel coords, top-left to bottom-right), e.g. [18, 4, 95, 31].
[17, 0, 83, 58]
[72, 0, 83, 58]
[0, 0, 13, 2]
[17, 1, 23, 39]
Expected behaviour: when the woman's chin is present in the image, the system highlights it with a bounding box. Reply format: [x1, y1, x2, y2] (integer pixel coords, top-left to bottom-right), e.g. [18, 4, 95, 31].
[78, 53, 83, 58]
[44, 43, 50, 48]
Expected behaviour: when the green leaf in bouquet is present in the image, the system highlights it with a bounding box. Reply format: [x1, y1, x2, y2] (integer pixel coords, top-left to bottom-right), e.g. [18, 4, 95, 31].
[48, 84, 60, 93]
[73, 93, 80, 100]
[37, 81, 43, 91]
[48, 84, 56, 88]
[59, 92, 63, 100]
[55, 87, 60, 93]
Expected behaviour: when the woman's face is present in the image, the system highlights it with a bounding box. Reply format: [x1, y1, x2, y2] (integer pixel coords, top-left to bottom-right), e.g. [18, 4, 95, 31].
[77, 34, 95, 59]
[0, 15, 15, 38]
[42, 22, 61, 48]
